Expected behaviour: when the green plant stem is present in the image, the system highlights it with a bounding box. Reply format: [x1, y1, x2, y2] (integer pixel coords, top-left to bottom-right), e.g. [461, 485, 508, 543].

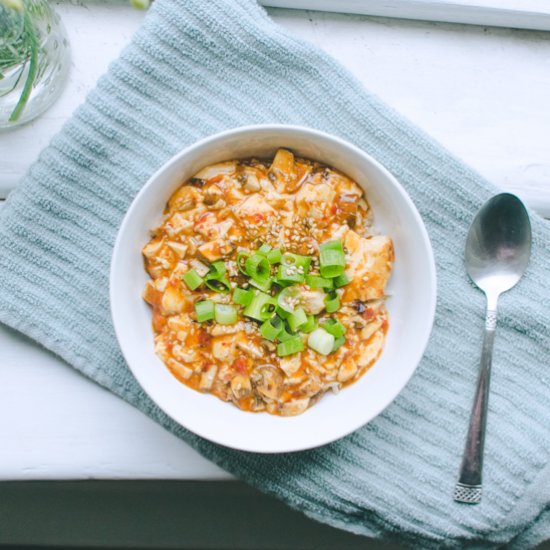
[8, 9, 38, 122]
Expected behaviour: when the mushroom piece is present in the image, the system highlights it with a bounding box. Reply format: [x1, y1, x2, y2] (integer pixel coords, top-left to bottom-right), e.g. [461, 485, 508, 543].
[298, 375, 322, 398]
[230, 374, 252, 400]
[253, 366, 283, 401]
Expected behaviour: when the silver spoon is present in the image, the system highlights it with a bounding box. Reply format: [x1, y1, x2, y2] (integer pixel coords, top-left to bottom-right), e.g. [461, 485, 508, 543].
[454, 193, 532, 504]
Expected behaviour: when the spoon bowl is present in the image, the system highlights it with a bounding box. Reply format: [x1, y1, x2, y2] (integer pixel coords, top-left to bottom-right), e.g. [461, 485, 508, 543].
[466, 193, 532, 297]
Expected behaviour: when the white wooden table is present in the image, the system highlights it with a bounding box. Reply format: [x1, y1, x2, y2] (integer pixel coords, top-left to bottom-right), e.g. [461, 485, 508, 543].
[1, 2, 550, 482]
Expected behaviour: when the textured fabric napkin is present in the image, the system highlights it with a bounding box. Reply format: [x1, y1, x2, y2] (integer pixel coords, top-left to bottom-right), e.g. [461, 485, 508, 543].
[1, 0, 550, 547]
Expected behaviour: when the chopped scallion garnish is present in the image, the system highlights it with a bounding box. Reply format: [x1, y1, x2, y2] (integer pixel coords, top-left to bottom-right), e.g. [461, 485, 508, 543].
[236, 251, 250, 276]
[332, 336, 346, 352]
[287, 307, 308, 332]
[277, 252, 312, 284]
[245, 253, 271, 282]
[319, 240, 345, 278]
[257, 243, 272, 255]
[260, 316, 284, 341]
[249, 277, 272, 293]
[324, 291, 340, 313]
[301, 314, 317, 333]
[204, 275, 231, 293]
[232, 287, 253, 306]
[214, 304, 238, 325]
[208, 260, 226, 279]
[321, 318, 346, 338]
[307, 328, 335, 356]
[333, 273, 350, 288]
[182, 269, 203, 290]
[243, 291, 277, 321]
[277, 335, 304, 357]
[187, 236, 351, 356]
[277, 325, 295, 342]
[195, 300, 215, 322]
[267, 248, 282, 264]
[305, 274, 333, 290]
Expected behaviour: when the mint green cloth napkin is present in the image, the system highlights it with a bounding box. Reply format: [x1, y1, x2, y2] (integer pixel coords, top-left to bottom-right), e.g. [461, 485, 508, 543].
[1, 0, 549, 547]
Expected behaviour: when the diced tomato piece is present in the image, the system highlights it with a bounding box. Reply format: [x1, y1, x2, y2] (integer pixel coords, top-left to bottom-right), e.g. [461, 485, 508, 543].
[232, 357, 248, 375]
[198, 329, 211, 347]
[361, 308, 376, 322]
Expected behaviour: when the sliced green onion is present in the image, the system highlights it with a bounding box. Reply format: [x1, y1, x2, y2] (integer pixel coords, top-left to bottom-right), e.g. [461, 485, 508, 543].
[260, 316, 284, 341]
[301, 314, 317, 333]
[277, 326, 295, 342]
[214, 304, 238, 325]
[243, 291, 277, 321]
[204, 276, 231, 293]
[182, 269, 203, 290]
[249, 277, 272, 293]
[208, 260, 226, 279]
[332, 336, 346, 352]
[267, 248, 282, 264]
[245, 253, 271, 282]
[195, 300, 215, 322]
[257, 243, 272, 255]
[287, 307, 307, 332]
[275, 305, 289, 320]
[307, 328, 335, 356]
[320, 239, 344, 252]
[321, 318, 346, 338]
[277, 335, 304, 357]
[333, 273, 350, 288]
[233, 287, 253, 306]
[319, 240, 345, 278]
[236, 251, 250, 276]
[277, 252, 312, 284]
[277, 286, 300, 313]
[195, 261, 226, 294]
[324, 292, 341, 313]
[305, 275, 333, 290]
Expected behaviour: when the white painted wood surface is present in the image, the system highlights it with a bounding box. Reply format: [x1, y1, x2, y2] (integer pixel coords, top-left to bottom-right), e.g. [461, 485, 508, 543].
[263, 0, 550, 31]
[1, 3, 549, 481]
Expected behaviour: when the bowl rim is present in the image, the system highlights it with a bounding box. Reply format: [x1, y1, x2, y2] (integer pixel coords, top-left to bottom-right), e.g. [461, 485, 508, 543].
[110, 123, 437, 453]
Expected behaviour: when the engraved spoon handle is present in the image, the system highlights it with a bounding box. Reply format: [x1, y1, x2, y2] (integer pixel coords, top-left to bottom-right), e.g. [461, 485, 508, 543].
[454, 302, 498, 504]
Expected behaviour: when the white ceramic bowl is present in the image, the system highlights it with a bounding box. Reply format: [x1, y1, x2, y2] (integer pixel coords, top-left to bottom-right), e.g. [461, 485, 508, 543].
[110, 125, 436, 453]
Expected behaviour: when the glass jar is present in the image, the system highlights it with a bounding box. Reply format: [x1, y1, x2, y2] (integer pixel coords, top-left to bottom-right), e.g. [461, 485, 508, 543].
[0, 0, 70, 129]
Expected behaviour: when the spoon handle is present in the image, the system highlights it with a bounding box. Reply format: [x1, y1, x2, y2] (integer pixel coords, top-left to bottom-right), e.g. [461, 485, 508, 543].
[454, 304, 498, 504]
